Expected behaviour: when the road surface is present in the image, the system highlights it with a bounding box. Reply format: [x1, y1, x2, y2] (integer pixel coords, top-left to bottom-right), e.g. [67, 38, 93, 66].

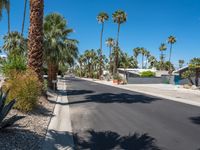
[66, 77, 200, 150]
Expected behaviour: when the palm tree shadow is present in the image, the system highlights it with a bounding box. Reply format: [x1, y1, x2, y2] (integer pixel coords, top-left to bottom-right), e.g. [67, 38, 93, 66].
[189, 116, 200, 125]
[73, 130, 160, 150]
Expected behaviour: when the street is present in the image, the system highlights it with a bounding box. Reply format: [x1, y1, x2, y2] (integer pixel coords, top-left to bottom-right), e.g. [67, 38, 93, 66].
[66, 77, 200, 150]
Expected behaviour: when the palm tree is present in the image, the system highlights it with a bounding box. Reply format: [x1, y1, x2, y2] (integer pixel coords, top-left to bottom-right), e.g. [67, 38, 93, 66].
[112, 10, 127, 74]
[159, 43, 167, 70]
[106, 38, 115, 73]
[28, 0, 44, 81]
[189, 58, 200, 86]
[0, 0, 10, 33]
[3, 31, 27, 56]
[178, 59, 184, 68]
[140, 47, 146, 69]
[148, 56, 157, 68]
[144, 50, 150, 68]
[133, 47, 140, 67]
[43, 13, 78, 89]
[97, 12, 109, 78]
[21, 0, 28, 36]
[168, 36, 176, 73]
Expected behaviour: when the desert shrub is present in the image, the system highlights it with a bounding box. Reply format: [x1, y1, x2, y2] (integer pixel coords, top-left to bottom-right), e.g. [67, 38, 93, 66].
[2, 55, 26, 77]
[3, 69, 42, 112]
[113, 73, 123, 80]
[140, 71, 155, 77]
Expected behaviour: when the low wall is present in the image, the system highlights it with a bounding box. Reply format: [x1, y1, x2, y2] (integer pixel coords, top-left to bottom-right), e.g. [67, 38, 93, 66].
[127, 77, 162, 84]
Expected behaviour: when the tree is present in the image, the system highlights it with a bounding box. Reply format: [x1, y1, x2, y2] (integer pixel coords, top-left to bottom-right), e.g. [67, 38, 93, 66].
[140, 47, 146, 69]
[178, 59, 184, 68]
[112, 10, 127, 74]
[168, 36, 176, 73]
[182, 70, 194, 85]
[189, 58, 200, 86]
[28, 0, 44, 81]
[106, 38, 115, 74]
[43, 13, 78, 89]
[144, 50, 150, 69]
[21, 0, 28, 36]
[159, 43, 167, 70]
[0, 0, 10, 33]
[133, 47, 140, 68]
[97, 12, 109, 78]
[3, 31, 27, 56]
[148, 56, 157, 68]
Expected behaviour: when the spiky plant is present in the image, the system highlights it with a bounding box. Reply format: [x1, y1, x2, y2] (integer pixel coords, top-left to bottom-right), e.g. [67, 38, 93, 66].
[0, 89, 22, 129]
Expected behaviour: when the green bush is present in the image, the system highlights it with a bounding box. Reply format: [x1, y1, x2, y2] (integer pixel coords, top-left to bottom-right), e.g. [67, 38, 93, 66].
[113, 73, 123, 80]
[2, 55, 26, 77]
[3, 69, 42, 112]
[140, 71, 155, 77]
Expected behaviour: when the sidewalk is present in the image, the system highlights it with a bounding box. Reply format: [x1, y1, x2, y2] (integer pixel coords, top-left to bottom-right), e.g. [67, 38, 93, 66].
[80, 77, 200, 107]
[42, 79, 74, 150]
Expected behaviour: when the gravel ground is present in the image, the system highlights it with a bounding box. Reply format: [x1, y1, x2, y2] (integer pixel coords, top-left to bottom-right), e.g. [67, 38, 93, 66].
[0, 94, 56, 150]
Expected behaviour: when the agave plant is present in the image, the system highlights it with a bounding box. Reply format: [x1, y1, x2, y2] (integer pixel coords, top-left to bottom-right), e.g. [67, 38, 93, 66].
[0, 89, 22, 129]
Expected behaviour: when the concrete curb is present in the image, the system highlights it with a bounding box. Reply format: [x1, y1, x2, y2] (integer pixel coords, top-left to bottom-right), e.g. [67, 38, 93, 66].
[79, 77, 200, 107]
[42, 80, 74, 150]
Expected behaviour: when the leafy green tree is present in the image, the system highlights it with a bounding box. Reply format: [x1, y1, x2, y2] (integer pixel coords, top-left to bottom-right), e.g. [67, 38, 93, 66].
[112, 10, 127, 74]
[43, 13, 78, 88]
[97, 12, 109, 77]
[189, 58, 200, 86]
[168, 36, 176, 73]
[182, 70, 194, 85]
[148, 56, 157, 68]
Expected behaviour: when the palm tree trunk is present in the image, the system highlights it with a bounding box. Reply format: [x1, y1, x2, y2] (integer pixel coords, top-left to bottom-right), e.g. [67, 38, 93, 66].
[109, 46, 112, 74]
[114, 23, 121, 74]
[28, 0, 44, 82]
[47, 62, 57, 90]
[146, 57, 148, 69]
[195, 69, 199, 86]
[7, 0, 10, 33]
[21, 0, 27, 36]
[99, 22, 104, 78]
[169, 44, 173, 73]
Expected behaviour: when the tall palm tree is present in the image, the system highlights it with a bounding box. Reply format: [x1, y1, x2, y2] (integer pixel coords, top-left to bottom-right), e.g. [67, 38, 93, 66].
[0, 0, 10, 33]
[28, 0, 44, 81]
[145, 50, 150, 68]
[112, 10, 127, 74]
[21, 0, 28, 36]
[159, 43, 167, 70]
[44, 13, 78, 89]
[140, 47, 146, 69]
[168, 35, 176, 73]
[106, 37, 115, 73]
[3, 31, 27, 56]
[97, 12, 109, 78]
[133, 47, 140, 68]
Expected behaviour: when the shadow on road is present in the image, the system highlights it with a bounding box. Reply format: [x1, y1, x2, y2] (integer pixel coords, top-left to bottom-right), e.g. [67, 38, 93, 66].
[189, 116, 200, 125]
[66, 92, 159, 105]
[67, 90, 94, 96]
[73, 130, 160, 150]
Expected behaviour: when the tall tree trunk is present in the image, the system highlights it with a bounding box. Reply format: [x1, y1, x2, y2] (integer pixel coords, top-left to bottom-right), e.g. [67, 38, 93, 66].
[7, 0, 10, 33]
[21, 0, 27, 36]
[109, 46, 112, 74]
[47, 62, 57, 90]
[168, 44, 173, 74]
[195, 69, 199, 86]
[114, 23, 121, 74]
[28, 0, 44, 82]
[99, 22, 104, 78]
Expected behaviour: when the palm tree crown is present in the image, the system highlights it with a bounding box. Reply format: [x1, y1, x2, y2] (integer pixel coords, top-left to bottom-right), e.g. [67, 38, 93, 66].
[168, 36, 176, 44]
[159, 43, 167, 51]
[112, 10, 127, 24]
[97, 12, 109, 23]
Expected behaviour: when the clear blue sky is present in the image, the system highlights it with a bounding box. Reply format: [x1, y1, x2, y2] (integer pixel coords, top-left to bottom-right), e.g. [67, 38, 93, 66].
[0, 0, 200, 67]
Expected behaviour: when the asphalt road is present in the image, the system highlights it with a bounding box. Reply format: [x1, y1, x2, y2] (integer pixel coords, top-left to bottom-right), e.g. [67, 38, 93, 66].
[66, 77, 200, 150]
